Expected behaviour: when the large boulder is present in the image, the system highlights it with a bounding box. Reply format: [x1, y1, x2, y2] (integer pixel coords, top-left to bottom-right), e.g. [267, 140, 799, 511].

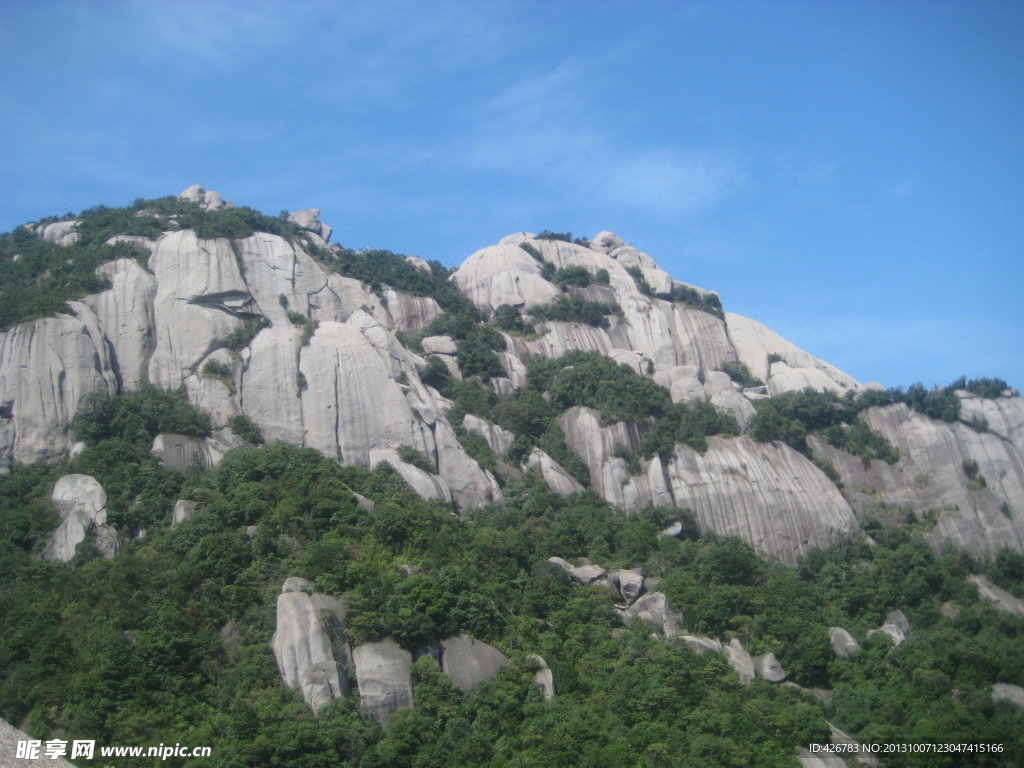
[753, 652, 786, 682]
[828, 627, 861, 659]
[991, 683, 1024, 707]
[271, 578, 350, 714]
[619, 592, 681, 637]
[353, 639, 414, 727]
[525, 448, 585, 496]
[41, 474, 111, 562]
[439, 634, 508, 692]
[724, 638, 755, 684]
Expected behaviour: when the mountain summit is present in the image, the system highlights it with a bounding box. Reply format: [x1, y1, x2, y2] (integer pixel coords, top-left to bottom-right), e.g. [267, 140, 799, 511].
[1, 186, 1022, 564]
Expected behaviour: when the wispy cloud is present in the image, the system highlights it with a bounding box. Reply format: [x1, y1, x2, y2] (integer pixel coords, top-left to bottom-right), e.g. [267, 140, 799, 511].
[457, 56, 743, 217]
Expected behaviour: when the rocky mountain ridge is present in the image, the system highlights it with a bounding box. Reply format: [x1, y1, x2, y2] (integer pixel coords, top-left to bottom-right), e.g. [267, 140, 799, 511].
[2, 185, 1023, 565]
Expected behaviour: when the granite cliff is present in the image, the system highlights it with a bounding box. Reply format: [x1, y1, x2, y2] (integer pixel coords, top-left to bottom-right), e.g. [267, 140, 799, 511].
[3, 186, 1022, 566]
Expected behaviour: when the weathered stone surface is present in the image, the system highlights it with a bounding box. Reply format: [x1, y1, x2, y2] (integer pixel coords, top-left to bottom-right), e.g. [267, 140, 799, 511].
[0, 717, 76, 767]
[726, 312, 861, 395]
[42, 474, 109, 562]
[680, 635, 723, 654]
[179, 184, 233, 210]
[432, 418, 503, 509]
[558, 406, 670, 511]
[547, 557, 606, 585]
[812, 402, 1024, 558]
[440, 633, 508, 692]
[667, 436, 858, 564]
[992, 683, 1024, 707]
[463, 414, 515, 456]
[105, 234, 158, 253]
[151, 433, 222, 473]
[607, 569, 645, 604]
[828, 627, 861, 659]
[288, 209, 332, 243]
[724, 638, 755, 684]
[527, 654, 556, 700]
[958, 392, 1024, 447]
[147, 230, 247, 389]
[968, 575, 1024, 616]
[37, 219, 80, 245]
[885, 609, 911, 636]
[525, 448, 585, 496]
[422, 335, 458, 355]
[380, 289, 443, 333]
[272, 579, 349, 714]
[83, 258, 157, 389]
[369, 448, 452, 503]
[0, 307, 117, 462]
[172, 499, 197, 525]
[353, 639, 414, 727]
[620, 592, 681, 637]
[453, 240, 561, 315]
[660, 521, 683, 538]
[753, 652, 786, 682]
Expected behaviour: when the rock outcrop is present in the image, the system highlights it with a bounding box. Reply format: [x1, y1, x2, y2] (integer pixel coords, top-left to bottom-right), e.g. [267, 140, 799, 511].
[42, 475, 115, 562]
[619, 592, 681, 637]
[439, 634, 508, 692]
[271, 577, 350, 714]
[527, 654, 556, 700]
[352, 639, 414, 726]
[723, 638, 755, 684]
[828, 627, 861, 659]
[991, 683, 1024, 707]
[811, 402, 1024, 559]
[968, 575, 1024, 617]
[753, 652, 786, 682]
[667, 436, 859, 564]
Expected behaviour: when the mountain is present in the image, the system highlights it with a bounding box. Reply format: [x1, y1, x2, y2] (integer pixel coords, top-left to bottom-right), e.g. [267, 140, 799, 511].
[1, 186, 1022, 766]
[2, 186, 1022, 563]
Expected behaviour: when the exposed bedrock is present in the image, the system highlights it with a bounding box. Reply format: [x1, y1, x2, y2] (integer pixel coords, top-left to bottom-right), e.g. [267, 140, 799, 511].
[667, 436, 859, 564]
[811, 402, 1024, 558]
[272, 577, 351, 714]
[41, 474, 112, 562]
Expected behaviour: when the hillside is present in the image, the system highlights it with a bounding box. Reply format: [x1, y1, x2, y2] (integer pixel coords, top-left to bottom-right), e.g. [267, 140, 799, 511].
[1, 186, 1022, 766]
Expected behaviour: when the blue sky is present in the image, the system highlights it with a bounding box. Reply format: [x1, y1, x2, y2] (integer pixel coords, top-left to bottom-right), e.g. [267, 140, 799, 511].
[1, 0, 1021, 389]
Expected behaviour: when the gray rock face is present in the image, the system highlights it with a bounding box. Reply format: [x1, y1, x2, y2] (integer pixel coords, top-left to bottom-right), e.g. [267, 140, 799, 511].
[0, 717, 76, 767]
[82, 258, 157, 389]
[422, 335, 458, 355]
[968, 575, 1024, 616]
[667, 436, 859, 564]
[179, 184, 234, 210]
[607, 569, 645, 604]
[753, 652, 786, 682]
[0, 306, 117, 462]
[724, 638, 755, 684]
[272, 578, 350, 714]
[992, 683, 1024, 707]
[151, 433, 222, 473]
[36, 219, 80, 245]
[172, 500, 197, 525]
[440, 633, 508, 692]
[288, 209, 332, 243]
[526, 448, 585, 496]
[885, 609, 911, 636]
[726, 312, 861, 395]
[147, 230, 247, 389]
[680, 635, 723, 654]
[828, 627, 861, 659]
[462, 414, 515, 457]
[558, 406, 673, 511]
[812, 402, 1024, 558]
[42, 474, 110, 562]
[548, 557, 607, 585]
[353, 639, 414, 726]
[619, 592, 681, 637]
[527, 654, 556, 700]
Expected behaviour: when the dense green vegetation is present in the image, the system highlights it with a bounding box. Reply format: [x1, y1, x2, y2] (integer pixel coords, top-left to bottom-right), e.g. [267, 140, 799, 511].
[718, 361, 764, 389]
[528, 297, 618, 329]
[0, 386, 1021, 767]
